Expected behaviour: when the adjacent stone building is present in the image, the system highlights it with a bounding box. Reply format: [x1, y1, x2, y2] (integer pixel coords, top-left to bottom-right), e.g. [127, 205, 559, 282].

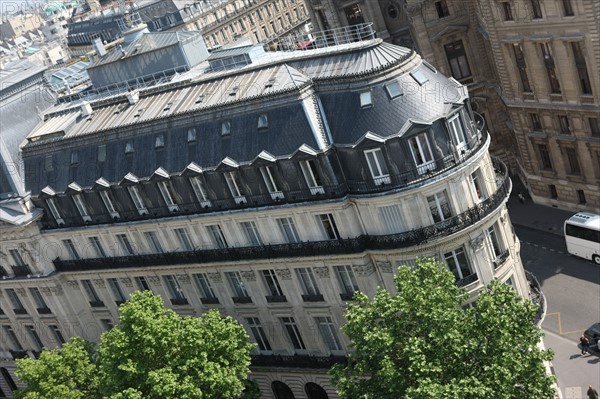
[305, 0, 600, 212]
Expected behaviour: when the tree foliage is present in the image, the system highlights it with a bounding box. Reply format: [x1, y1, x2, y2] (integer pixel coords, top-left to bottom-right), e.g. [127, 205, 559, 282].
[15, 291, 256, 399]
[330, 258, 555, 399]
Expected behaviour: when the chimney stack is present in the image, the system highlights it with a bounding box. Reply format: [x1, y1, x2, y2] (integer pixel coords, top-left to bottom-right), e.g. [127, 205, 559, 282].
[92, 37, 107, 57]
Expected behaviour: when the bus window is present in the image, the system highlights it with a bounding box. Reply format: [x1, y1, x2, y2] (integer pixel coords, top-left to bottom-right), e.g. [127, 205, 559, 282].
[564, 213, 600, 264]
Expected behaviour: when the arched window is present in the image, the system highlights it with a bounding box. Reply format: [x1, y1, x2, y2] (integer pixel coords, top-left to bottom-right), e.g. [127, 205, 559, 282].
[1, 368, 17, 391]
[272, 380, 295, 399]
[305, 382, 329, 399]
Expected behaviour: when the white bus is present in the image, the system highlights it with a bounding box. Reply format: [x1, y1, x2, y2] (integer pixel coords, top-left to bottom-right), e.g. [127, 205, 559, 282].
[564, 212, 600, 264]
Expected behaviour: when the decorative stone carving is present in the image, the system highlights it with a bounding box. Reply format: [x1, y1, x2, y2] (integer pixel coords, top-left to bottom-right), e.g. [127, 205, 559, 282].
[93, 279, 105, 288]
[177, 274, 191, 284]
[313, 266, 330, 279]
[147, 276, 161, 286]
[352, 263, 375, 277]
[275, 268, 292, 280]
[207, 272, 222, 283]
[51, 286, 64, 296]
[470, 234, 485, 250]
[240, 271, 256, 282]
[120, 277, 133, 287]
[65, 280, 79, 288]
[15, 288, 26, 296]
[377, 261, 393, 273]
[40, 287, 53, 295]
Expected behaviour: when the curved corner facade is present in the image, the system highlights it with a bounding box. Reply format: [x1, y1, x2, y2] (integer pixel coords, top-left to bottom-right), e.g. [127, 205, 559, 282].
[0, 39, 525, 398]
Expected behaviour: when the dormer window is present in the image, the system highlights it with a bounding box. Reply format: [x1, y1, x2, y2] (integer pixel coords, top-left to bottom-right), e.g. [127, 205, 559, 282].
[72, 194, 91, 222]
[70, 151, 79, 165]
[448, 113, 467, 152]
[157, 181, 179, 212]
[409, 133, 435, 175]
[258, 114, 268, 129]
[189, 176, 211, 207]
[364, 148, 390, 185]
[46, 198, 63, 224]
[155, 134, 165, 149]
[127, 186, 148, 215]
[195, 95, 204, 104]
[224, 171, 246, 204]
[410, 69, 429, 86]
[99, 190, 120, 219]
[360, 91, 372, 108]
[385, 81, 403, 99]
[300, 160, 324, 195]
[125, 142, 134, 154]
[187, 127, 197, 142]
[222, 121, 231, 136]
[260, 166, 283, 200]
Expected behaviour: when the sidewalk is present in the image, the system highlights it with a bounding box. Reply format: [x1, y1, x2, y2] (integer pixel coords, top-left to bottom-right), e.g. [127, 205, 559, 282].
[507, 195, 575, 237]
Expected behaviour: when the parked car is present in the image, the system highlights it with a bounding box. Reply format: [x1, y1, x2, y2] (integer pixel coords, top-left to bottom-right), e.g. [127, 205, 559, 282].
[584, 322, 600, 348]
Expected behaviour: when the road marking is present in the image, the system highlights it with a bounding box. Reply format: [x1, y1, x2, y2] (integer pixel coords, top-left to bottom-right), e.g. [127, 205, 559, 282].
[521, 241, 570, 256]
[545, 313, 586, 336]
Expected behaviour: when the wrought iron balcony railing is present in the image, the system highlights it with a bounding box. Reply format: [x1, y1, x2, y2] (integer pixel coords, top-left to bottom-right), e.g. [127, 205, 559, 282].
[53, 159, 510, 273]
[250, 354, 348, 369]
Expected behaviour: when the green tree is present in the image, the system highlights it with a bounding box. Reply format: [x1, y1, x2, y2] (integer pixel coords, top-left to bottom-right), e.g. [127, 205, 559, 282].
[15, 291, 256, 399]
[330, 258, 555, 399]
[15, 337, 100, 399]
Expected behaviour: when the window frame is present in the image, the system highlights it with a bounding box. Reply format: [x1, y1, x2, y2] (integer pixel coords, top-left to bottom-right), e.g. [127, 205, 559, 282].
[163, 275, 188, 303]
[246, 317, 272, 352]
[316, 316, 343, 352]
[115, 233, 135, 256]
[88, 236, 107, 258]
[409, 133, 435, 174]
[335, 265, 359, 299]
[107, 277, 127, 304]
[62, 239, 80, 260]
[427, 190, 453, 223]
[385, 81, 403, 99]
[174, 227, 195, 251]
[226, 271, 249, 298]
[240, 221, 263, 246]
[364, 148, 390, 185]
[193, 273, 218, 303]
[127, 186, 148, 215]
[206, 224, 229, 249]
[99, 190, 119, 219]
[444, 247, 474, 281]
[280, 316, 306, 351]
[277, 217, 300, 243]
[72, 194, 91, 222]
[157, 181, 179, 212]
[189, 176, 211, 207]
[300, 159, 324, 195]
[224, 171, 247, 204]
[260, 166, 283, 199]
[46, 198, 63, 224]
[447, 113, 468, 152]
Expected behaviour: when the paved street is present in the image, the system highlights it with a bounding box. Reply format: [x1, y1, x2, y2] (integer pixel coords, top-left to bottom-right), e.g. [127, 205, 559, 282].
[513, 218, 600, 398]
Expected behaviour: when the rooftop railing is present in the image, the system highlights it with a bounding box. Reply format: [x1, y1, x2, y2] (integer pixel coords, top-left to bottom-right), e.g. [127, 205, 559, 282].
[275, 23, 376, 51]
[53, 159, 510, 272]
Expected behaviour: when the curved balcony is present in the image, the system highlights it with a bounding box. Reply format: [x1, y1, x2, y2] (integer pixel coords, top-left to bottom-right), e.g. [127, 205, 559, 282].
[43, 126, 489, 231]
[251, 354, 347, 369]
[53, 159, 510, 273]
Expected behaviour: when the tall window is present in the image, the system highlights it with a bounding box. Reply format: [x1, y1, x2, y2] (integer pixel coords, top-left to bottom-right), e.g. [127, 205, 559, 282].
[163, 275, 188, 305]
[280, 317, 306, 350]
[540, 43, 561, 94]
[189, 177, 211, 207]
[564, 147, 581, 175]
[226, 271, 250, 301]
[174, 228, 195, 251]
[63, 239, 80, 260]
[577, 190, 586, 205]
[364, 148, 390, 185]
[502, 2, 513, 20]
[448, 113, 467, 152]
[558, 115, 571, 134]
[99, 190, 119, 218]
[88, 236, 107, 258]
[549, 184, 558, 199]
[107, 278, 127, 305]
[277, 217, 300, 243]
[530, 0, 542, 19]
[530, 113, 542, 131]
[134, 276, 152, 292]
[335, 265, 359, 300]
[3, 326, 23, 350]
[379, 204, 404, 234]
[486, 224, 504, 261]
[296, 268, 322, 301]
[444, 247, 474, 282]
[260, 166, 283, 200]
[193, 273, 218, 304]
[8, 249, 26, 266]
[471, 169, 486, 201]
[262, 269, 286, 301]
[316, 316, 343, 352]
[435, 0, 449, 18]
[49, 325, 66, 346]
[240, 221, 263, 246]
[513, 44, 532, 92]
[81, 279, 103, 306]
[127, 186, 148, 215]
[300, 160, 324, 195]
[571, 42, 592, 95]
[318, 214, 340, 240]
[538, 144, 553, 170]
[562, 0, 574, 16]
[246, 318, 271, 351]
[26, 325, 44, 351]
[46, 198, 63, 224]
[116, 234, 135, 256]
[207, 225, 228, 249]
[444, 40, 472, 80]
[409, 133, 435, 174]
[157, 181, 179, 212]
[29, 288, 50, 314]
[72, 194, 91, 222]
[144, 231, 164, 253]
[224, 171, 246, 204]
[427, 190, 452, 223]
[6, 289, 26, 314]
[590, 118, 600, 138]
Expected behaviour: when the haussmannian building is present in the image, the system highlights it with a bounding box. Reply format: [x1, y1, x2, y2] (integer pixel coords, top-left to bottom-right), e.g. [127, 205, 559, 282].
[304, 0, 600, 212]
[0, 26, 528, 398]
